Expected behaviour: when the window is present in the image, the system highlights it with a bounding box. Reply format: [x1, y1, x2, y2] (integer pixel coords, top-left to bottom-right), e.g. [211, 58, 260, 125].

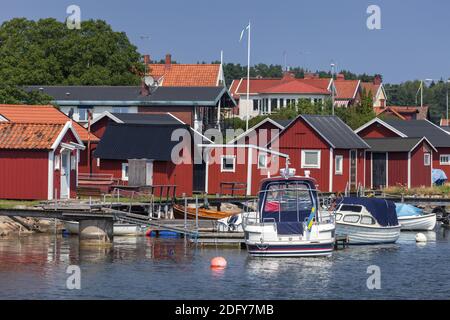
[122, 163, 129, 181]
[221, 156, 236, 172]
[54, 155, 60, 170]
[424, 153, 431, 166]
[343, 214, 360, 224]
[340, 205, 362, 213]
[112, 107, 129, 113]
[70, 155, 76, 169]
[361, 216, 376, 225]
[440, 154, 450, 165]
[78, 107, 92, 121]
[258, 153, 268, 169]
[270, 99, 278, 111]
[301, 150, 321, 169]
[335, 155, 343, 175]
[279, 99, 284, 108]
[253, 99, 259, 111]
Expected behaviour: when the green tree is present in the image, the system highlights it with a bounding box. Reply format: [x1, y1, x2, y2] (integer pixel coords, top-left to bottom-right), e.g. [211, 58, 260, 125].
[0, 18, 144, 86]
[0, 85, 52, 104]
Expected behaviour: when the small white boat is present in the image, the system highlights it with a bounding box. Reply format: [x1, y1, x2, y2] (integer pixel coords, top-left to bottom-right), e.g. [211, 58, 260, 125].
[395, 203, 437, 231]
[64, 221, 147, 236]
[242, 170, 335, 257]
[335, 198, 401, 245]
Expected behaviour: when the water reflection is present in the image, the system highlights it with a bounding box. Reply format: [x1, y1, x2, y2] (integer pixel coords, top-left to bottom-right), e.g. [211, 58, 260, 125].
[0, 230, 449, 299]
[245, 256, 334, 290]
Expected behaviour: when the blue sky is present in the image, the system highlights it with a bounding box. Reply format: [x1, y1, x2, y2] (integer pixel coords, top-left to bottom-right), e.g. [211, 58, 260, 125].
[1, 0, 449, 83]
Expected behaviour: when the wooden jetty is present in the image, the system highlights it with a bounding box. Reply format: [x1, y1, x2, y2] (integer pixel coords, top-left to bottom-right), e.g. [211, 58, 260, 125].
[334, 235, 349, 250]
[191, 232, 245, 248]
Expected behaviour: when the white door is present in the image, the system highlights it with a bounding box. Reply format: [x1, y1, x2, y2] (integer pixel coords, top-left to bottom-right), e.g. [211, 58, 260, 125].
[60, 151, 70, 199]
[146, 161, 154, 186]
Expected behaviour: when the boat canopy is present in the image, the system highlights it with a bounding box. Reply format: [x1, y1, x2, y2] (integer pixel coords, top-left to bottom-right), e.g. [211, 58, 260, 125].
[395, 203, 422, 217]
[340, 197, 399, 227]
[258, 178, 318, 235]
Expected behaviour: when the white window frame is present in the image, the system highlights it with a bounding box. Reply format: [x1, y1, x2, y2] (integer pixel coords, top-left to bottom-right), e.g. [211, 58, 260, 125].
[301, 150, 321, 169]
[122, 163, 129, 181]
[424, 153, 431, 166]
[54, 155, 61, 170]
[221, 155, 236, 173]
[335, 155, 344, 175]
[78, 107, 91, 122]
[440, 154, 450, 165]
[257, 153, 268, 169]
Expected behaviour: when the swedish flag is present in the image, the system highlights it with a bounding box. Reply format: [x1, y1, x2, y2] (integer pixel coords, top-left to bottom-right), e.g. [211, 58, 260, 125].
[306, 207, 316, 231]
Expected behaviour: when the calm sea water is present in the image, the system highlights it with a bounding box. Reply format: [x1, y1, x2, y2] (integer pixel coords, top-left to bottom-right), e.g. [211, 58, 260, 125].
[0, 229, 449, 300]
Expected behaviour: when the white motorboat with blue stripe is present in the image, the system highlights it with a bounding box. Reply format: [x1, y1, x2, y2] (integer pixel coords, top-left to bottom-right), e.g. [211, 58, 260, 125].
[242, 169, 335, 257]
[335, 197, 401, 245]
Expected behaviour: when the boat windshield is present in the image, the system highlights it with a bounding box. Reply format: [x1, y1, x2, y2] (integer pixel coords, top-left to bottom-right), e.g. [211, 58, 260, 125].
[259, 181, 316, 223]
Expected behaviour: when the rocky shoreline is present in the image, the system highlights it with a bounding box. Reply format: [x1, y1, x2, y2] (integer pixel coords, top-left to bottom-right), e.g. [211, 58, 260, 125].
[0, 216, 60, 237]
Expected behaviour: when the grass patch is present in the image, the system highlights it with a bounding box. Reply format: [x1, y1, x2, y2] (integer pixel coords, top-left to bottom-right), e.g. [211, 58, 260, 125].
[382, 184, 450, 196]
[0, 200, 41, 209]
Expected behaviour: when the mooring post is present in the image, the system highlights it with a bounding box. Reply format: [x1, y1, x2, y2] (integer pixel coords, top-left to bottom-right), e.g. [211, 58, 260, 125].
[195, 195, 199, 232]
[184, 196, 187, 233]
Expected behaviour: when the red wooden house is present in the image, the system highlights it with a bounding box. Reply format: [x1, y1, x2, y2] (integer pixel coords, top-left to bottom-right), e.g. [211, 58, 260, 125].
[0, 122, 84, 200]
[362, 137, 435, 189]
[90, 112, 212, 196]
[201, 144, 288, 196]
[268, 115, 370, 193]
[356, 118, 450, 187]
[0, 104, 99, 175]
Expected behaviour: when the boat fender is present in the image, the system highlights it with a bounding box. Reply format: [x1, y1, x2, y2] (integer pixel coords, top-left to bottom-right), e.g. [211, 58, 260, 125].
[415, 233, 427, 243]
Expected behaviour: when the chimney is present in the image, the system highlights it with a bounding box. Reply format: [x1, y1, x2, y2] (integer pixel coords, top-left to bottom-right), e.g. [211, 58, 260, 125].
[304, 72, 319, 79]
[373, 75, 382, 85]
[336, 73, 345, 80]
[165, 54, 172, 69]
[281, 71, 295, 82]
[143, 54, 151, 65]
[140, 80, 150, 96]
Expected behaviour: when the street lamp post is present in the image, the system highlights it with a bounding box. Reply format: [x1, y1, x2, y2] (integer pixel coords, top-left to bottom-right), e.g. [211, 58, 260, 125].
[331, 62, 335, 115]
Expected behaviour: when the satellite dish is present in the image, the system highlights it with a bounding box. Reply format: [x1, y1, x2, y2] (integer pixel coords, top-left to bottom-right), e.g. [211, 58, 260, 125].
[144, 76, 155, 87]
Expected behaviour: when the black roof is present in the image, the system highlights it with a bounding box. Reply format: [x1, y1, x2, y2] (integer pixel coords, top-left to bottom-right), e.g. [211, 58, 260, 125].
[24, 85, 235, 107]
[272, 119, 294, 128]
[364, 137, 425, 152]
[384, 119, 450, 148]
[93, 122, 192, 161]
[440, 126, 450, 133]
[111, 113, 180, 125]
[301, 115, 370, 149]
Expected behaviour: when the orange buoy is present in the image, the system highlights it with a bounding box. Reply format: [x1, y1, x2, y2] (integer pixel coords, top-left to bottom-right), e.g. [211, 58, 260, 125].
[210, 257, 227, 269]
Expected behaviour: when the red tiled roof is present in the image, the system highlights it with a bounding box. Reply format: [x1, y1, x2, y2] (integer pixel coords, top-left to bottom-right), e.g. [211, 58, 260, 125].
[148, 64, 220, 87]
[374, 106, 429, 120]
[388, 106, 429, 120]
[259, 79, 330, 94]
[374, 107, 406, 120]
[361, 82, 381, 99]
[0, 123, 65, 149]
[0, 104, 97, 142]
[334, 80, 360, 100]
[441, 118, 450, 126]
[231, 77, 330, 96]
[233, 78, 283, 95]
[299, 78, 332, 91]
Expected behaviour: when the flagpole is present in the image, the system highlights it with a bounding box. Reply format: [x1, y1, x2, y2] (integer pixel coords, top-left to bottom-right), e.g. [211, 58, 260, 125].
[246, 21, 251, 131]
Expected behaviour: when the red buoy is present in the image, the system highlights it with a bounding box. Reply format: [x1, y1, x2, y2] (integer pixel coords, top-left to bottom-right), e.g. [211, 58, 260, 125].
[210, 256, 227, 269]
